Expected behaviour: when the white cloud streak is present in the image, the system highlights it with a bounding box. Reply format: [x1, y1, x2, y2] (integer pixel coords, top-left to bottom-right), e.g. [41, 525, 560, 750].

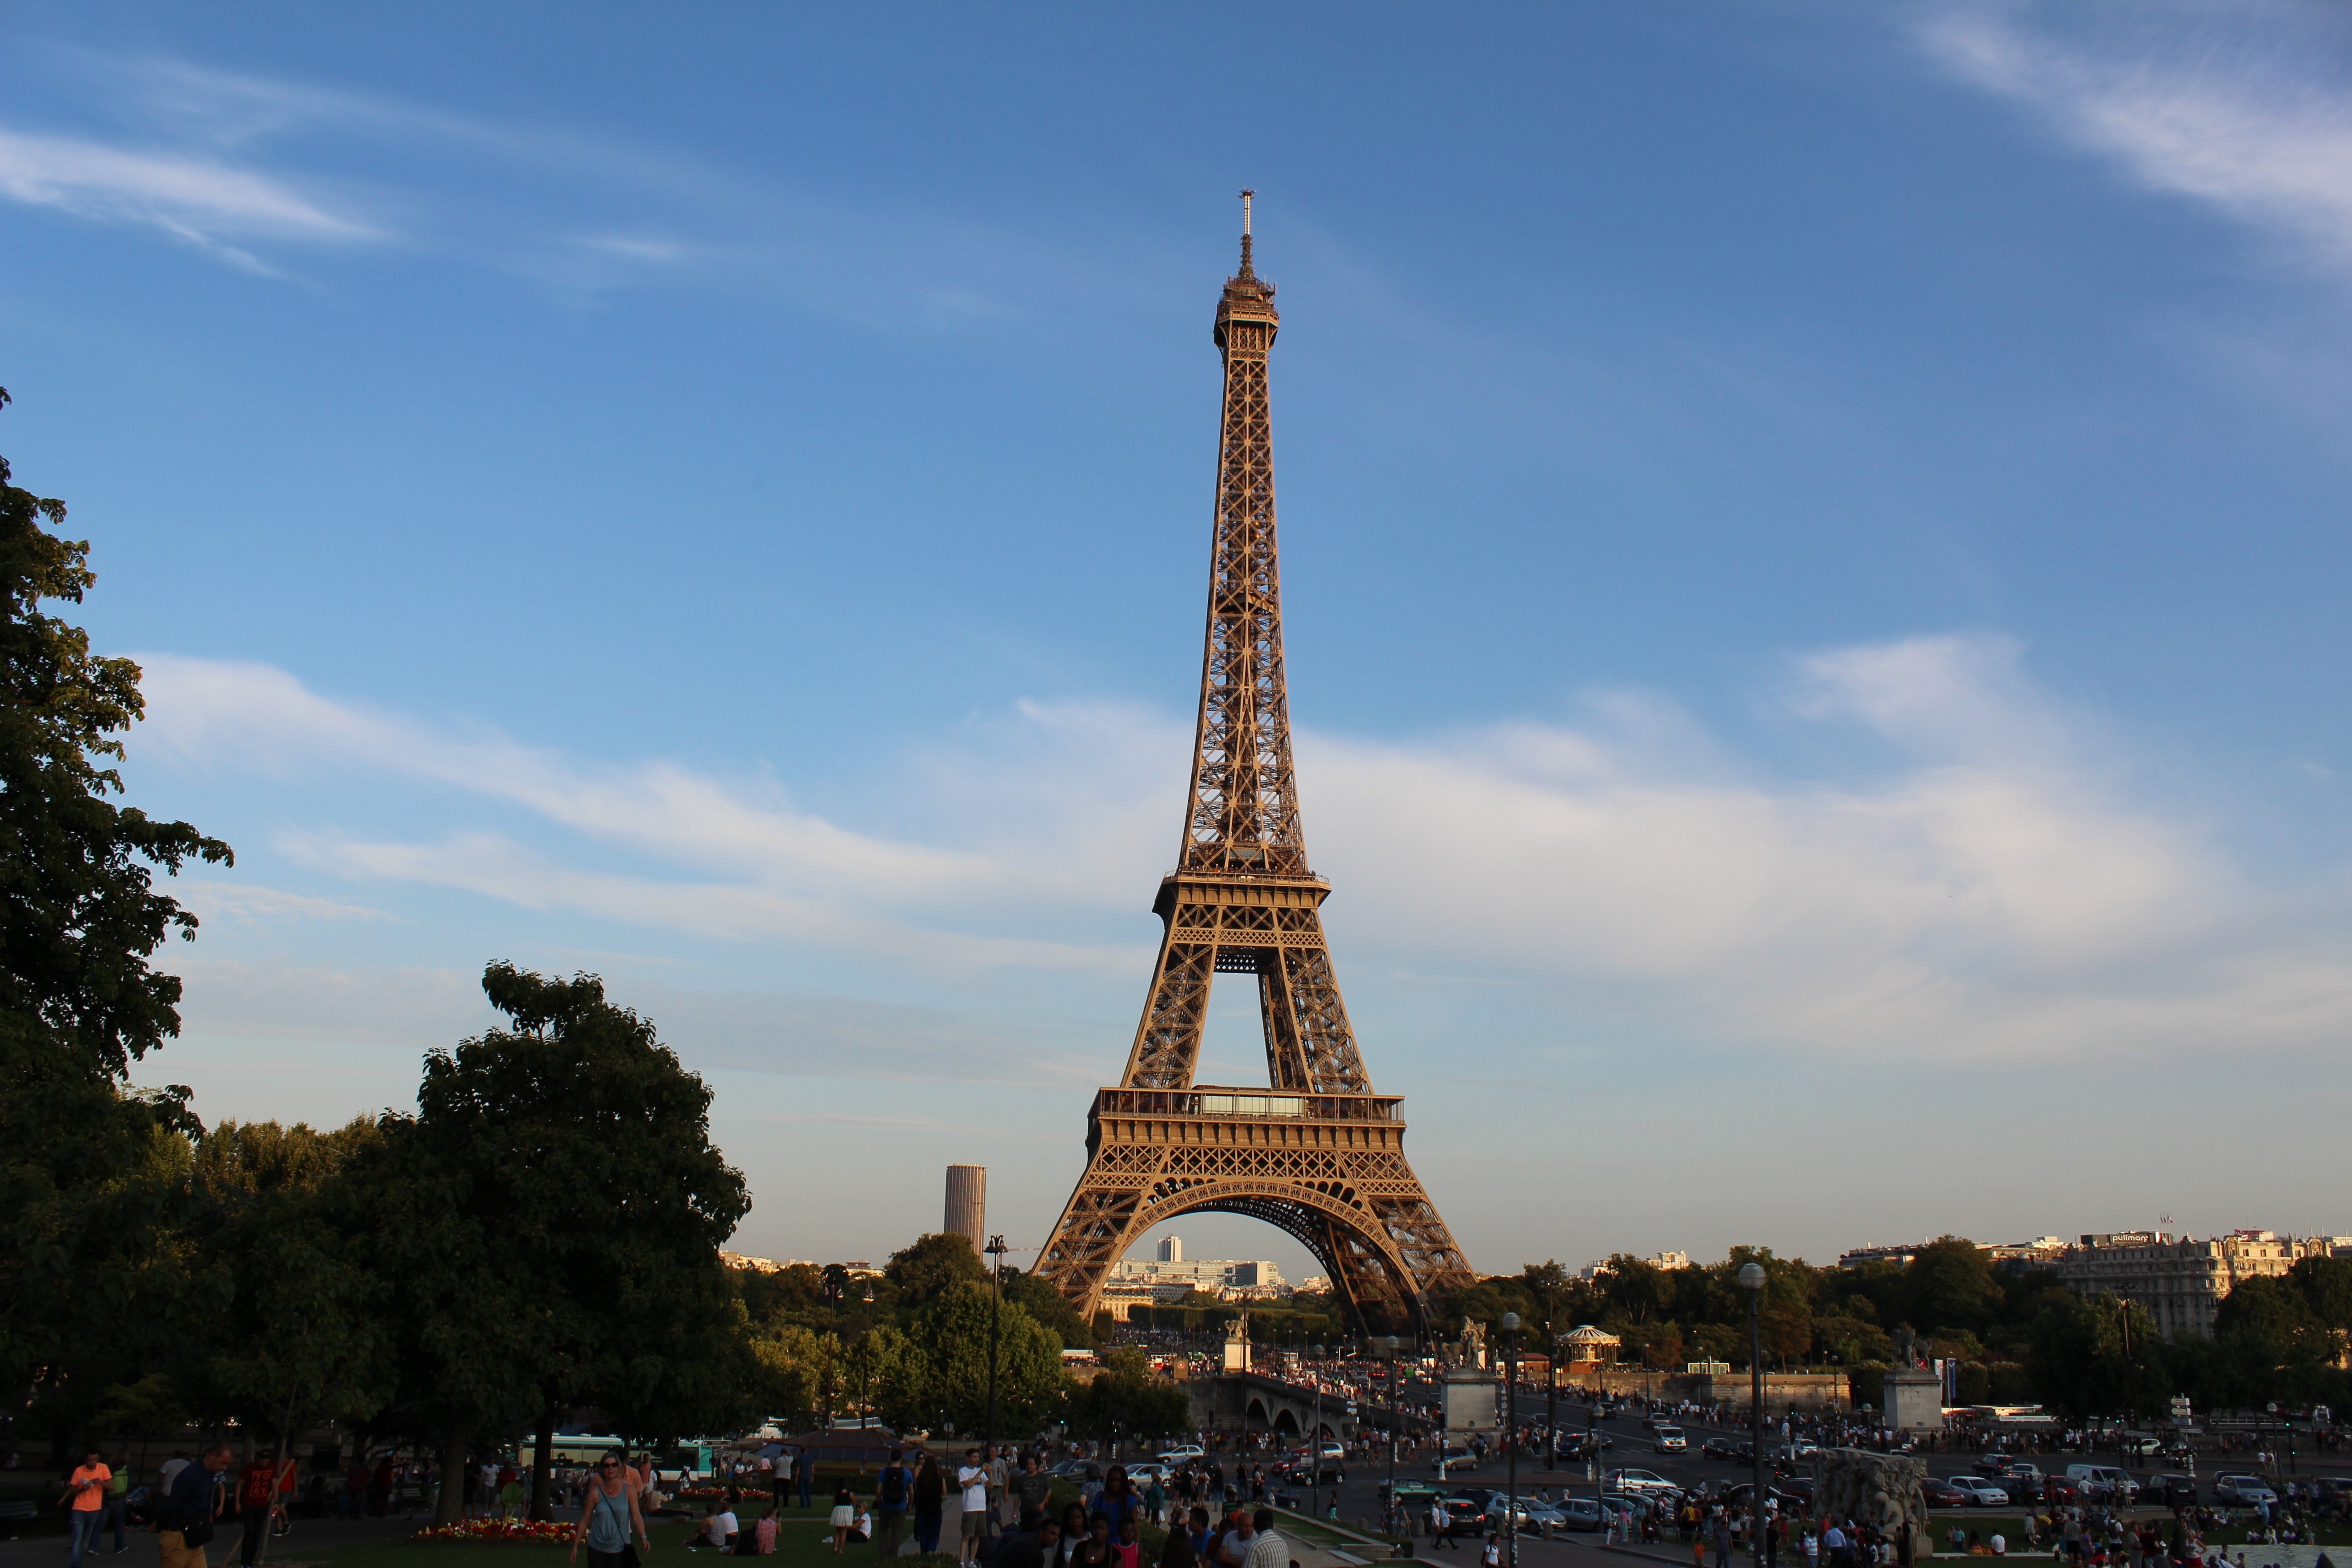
[1922, 4, 2352, 272]
[0, 127, 372, 264]
[133, 636, 2352, 1064]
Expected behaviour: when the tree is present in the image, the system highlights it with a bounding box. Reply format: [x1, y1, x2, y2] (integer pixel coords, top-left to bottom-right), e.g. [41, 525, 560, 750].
[904, 1283, 1067, 1437]
[887, 1234, 988, 1306]
[0, 389, 231, 1447]
[362, 963, 755, 1519]
[1904, 1240, 2004, 1336]
[182, 1120, 392, 1453]
[1067, 1347, 1189, 1444]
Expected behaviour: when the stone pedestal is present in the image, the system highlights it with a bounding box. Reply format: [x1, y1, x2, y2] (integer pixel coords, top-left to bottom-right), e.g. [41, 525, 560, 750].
[1443, 1371, 1502, 1435]
[1882, 1364, 1942, 1432]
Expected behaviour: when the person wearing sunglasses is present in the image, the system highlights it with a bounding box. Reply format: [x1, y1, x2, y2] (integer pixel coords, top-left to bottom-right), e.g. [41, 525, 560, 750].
[571, 1451, 651, 1568]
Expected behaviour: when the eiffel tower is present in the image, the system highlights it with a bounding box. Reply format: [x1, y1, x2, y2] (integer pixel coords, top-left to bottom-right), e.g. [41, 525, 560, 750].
[1034, 196, 1474, 1336]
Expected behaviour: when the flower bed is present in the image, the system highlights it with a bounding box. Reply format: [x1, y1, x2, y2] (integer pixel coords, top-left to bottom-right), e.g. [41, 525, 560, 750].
[414, 1518, 578, 1544]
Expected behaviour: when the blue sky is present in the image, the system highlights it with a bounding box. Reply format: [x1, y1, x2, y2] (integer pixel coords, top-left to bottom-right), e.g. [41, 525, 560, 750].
[6, 2, 2352, 1284]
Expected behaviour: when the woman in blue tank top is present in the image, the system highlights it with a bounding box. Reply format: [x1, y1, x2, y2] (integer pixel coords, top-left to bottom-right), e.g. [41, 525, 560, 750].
[571, 1453, 647, 1568]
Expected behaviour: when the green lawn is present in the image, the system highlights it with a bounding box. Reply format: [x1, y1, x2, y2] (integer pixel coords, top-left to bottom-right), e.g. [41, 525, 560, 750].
[270, 1511, 955, 1568]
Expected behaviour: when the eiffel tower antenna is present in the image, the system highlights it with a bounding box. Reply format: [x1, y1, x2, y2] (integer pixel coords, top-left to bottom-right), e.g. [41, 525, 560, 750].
[1033, 203, 1473, 1336]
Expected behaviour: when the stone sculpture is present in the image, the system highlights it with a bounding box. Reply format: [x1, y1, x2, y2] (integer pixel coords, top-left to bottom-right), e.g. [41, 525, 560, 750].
[1812, 1448, 1932, 1566]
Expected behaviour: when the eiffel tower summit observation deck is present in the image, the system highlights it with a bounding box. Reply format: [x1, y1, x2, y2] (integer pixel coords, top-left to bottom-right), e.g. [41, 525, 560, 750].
[1033, 196, 1474, 1336]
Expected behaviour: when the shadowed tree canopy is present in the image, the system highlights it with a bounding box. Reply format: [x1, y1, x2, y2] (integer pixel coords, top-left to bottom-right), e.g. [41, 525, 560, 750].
[886, 1233, 988, 1306]
[0, 387, 230, 1443]
[356, 962, 755, 1521]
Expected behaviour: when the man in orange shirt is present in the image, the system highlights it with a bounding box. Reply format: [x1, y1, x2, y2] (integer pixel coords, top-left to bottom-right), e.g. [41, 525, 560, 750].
[62, 1450, 111, 1568]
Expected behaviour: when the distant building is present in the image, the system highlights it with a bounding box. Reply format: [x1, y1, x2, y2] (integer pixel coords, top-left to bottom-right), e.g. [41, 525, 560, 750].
[1580, 1251, 1691, 1280]
[721, 1251, 815, 1273]
[945, 1165, 986, 1255]
[1105, 1244, 1285, 1301]
[2051, 1229, 2330, 1341]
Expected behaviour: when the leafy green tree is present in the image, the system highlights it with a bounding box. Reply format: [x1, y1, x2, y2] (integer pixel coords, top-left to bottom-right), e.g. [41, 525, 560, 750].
[1002, 1270, 1095, 1348]
[1903, 1239, 2004, 1336]
[905, 1283, 1068, 1438]
[182, 1119, 393, 1452]
[0, 389, 231, 1446]
[750, 1323, 838, 1426]
[1067, 1346, 1189, 1444]
[887, 1234, 988, 1306]
[2024, 1292, 2163, 1422]
[362, 963, 754, 1519]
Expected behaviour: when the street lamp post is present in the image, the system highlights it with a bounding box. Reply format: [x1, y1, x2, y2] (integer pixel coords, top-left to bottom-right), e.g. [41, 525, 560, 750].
[1740, 1262, 1767, 1567]
[1544, 1323, 1558, 1471]
[1502, 1313, 1522, 1568]
[985, 1235, 1009, 1452]
[1311, 1344, 1327, 1521]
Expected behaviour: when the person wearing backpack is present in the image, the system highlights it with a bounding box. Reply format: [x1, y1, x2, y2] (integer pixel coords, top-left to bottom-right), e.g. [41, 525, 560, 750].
[875, 1450, 914, 1560]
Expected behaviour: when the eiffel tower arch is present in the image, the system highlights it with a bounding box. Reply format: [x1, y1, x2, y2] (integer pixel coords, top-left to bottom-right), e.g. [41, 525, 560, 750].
[1034, 196, 1474, 1337]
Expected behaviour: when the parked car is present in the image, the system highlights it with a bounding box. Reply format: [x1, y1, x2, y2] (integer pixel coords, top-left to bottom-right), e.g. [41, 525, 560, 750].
[1434, 1444, 1479, 1476]
[1922, 1479, 1972, 1509]
[1158, 1446, 1205, 1466]
[1123, 1463, 1170, 1486]
[2214, 1475, 2278, 1508]
[1950, 1477, 2012, 1508]
[1653, 1427, 1688, 1454]
[2118, 1435, 2163, 1460]
[1701, 1439, 1742, 1462]
[1975, 1453, 2019, 1478]
[2144, 1475, 2199, 1508]
[1606, 1468, 1679, 1497]
[1512, 1496, 1569, 1534]
[1778, 1478, 1815, 1507]
[1557, 1498, 1605, 1534]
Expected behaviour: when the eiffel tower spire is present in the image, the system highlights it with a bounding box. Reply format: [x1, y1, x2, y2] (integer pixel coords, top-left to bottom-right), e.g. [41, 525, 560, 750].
[1033, 201, 1472, 1336]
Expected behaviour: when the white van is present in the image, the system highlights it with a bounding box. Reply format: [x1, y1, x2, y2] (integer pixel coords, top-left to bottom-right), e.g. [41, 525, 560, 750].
[2065, 1465, 2138, 1504]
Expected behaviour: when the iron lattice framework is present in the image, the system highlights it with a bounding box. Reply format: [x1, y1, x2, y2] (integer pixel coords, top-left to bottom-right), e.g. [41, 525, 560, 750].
[1034, 200, 1473, 1336]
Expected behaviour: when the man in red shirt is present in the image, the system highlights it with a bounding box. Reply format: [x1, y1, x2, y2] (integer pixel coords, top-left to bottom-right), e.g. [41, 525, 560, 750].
[235, 1458, 280, 1568]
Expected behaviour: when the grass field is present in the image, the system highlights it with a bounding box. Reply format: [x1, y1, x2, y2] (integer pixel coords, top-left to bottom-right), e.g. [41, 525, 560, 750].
[266, 1509, 959, 1568]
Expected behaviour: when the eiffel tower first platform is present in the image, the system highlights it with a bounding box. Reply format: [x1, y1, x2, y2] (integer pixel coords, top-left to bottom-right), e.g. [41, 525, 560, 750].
[1034, 196, 1474, 1336]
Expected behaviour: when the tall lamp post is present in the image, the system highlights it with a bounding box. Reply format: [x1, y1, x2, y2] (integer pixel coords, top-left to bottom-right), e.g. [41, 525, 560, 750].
[1544, 1322, 1558, 1471]
[1501, 1314, 1522, 1568]
[985, 1235, 1009, 1452]
[1310, 1344, 1327, 1521]
[1739, 1262, 1766, 1566]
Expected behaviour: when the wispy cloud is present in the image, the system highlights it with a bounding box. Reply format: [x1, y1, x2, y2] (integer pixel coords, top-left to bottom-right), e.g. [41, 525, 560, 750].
[134, 637, 2352, 1065]
[1921, 3, 2352, 273]
[0, 126, 372, 266]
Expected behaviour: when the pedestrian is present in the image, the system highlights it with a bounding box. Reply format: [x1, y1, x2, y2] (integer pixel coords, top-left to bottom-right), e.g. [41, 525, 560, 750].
[915, 1455, 946, 1555]
[1115, 1517, 1142, 1568]
[797, 1450, 816, 1511]
[1481, 1534, 1503, 1568]
[754, 1505, 780, 1556]
[235, 1452, 281, 1568]
[830, 1485, 858, 1555]
[957, 1452, 990, 1567]
[875, 1450, 913, 1560]
[569, 1450, 651, 1568]
[1243, 1510, 1285, 1568]
[103, 1452, 131, 1554]
[159, 1443, 233, 1568]
[63, 1448, 112, 1568]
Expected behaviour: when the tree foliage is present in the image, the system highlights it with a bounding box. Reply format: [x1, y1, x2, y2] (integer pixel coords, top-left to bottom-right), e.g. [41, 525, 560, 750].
[0, 389, 230, 1446]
